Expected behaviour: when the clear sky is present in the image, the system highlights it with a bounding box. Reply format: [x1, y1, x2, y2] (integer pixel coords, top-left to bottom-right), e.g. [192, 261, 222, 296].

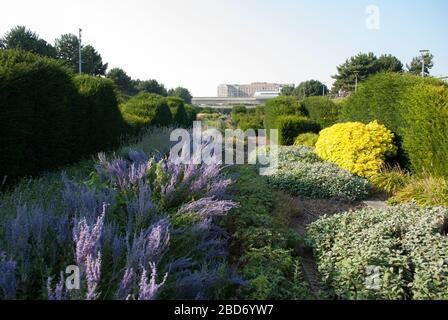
[1, 0, 447, 96]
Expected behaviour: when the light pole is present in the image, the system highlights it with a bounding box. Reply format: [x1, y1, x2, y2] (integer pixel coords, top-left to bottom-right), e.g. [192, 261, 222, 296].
[78, 28, 82, 74]
[419, 49, 430, 77]
[322, 82, 326, 96]
[354, 71, 359, 93]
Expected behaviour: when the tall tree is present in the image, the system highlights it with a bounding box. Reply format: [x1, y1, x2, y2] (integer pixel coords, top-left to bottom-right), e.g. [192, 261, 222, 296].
[293, 80, 328, 100]
[2, 26, 56, 57]
[168, 87, 193, 104]
[55, 33, 80, 71]
[135, 79, 168, 96]
[0, 38, 5, 49]
[81, 45, 108, 76]
[280, 85, 295, 96]
[107, 68, 136, 95]
[331, 52, 403, 92]
[407, 53, 434, 76]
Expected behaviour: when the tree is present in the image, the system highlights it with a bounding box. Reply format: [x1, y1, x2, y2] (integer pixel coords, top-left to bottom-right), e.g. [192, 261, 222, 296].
[55, 34, 107, 75]
[168, 87, 193, 104]
[135, 79, 168, 96]
[407, 53, 434, 76]
[2, 26, 56, 57]
[377, 54, 404, 73]
[106, 68, 136, 95]
[332, 52, 403, 92]
[293, 80, 328, 100]
[0, 38, 5, 49]
[280, 85, 295, 96]
[81, 45, 107, 76]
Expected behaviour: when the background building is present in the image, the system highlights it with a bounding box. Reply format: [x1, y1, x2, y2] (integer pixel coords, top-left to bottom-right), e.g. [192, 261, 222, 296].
[218, 82, 293, 97]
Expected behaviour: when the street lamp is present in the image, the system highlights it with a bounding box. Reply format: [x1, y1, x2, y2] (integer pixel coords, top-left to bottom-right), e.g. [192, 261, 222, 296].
[419, 49, 430, 77]
[79, 28, 83, 74]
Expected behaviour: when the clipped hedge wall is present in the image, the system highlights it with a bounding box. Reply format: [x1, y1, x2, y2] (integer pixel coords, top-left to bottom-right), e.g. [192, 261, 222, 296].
[276, 115, 321, 146]
[120, 93, 172, 131]
[264, 96, 305, 135]
[73, 75, 125, 157]
[167, 96, 188, 127]
[0, 49, 127, 183]
[401, 84, 448, 177]
[307, 204, 448, 300]
[0, 50, 77, 180]
[340, 72, 446, 170]
[301, 96, 340, 128]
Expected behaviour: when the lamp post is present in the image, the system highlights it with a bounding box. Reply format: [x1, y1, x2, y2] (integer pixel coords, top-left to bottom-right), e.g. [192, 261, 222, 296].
[419, 49, 429, 77]
[78, 28, 82, 74]
[354, 71, 359, 93]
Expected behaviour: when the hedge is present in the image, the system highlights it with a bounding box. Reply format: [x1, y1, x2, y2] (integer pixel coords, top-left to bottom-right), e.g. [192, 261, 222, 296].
[120, 93, 173, 131]
[401, 84, 448, 177]
[276, 115, 321, 146]
[73, 75, 125, 157]
[340, 72, 446, 168]
[166, 96, 188, 127]
[0, 49, 127, 183]
[301, 96, 340, 128]
[264, 96, 305, 135]
[0, 50, 77, 180]
[184, 104, 198, 126]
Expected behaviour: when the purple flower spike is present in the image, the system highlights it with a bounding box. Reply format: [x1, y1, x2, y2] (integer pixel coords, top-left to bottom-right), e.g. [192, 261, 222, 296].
[138, 262, 168, 300]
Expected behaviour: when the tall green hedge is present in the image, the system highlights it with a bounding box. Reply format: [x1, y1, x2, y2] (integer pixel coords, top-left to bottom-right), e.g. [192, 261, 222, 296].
[276, 115, 321, 145]
[301, 96, 340, 128]
[341, 72, 447, 173]
[401, 84, 448, 177]
[0, 50, 76, 180]
[121, 93, 173, 131]
[166, 96, 188, 127]
[185, 104, 198, 126]
[264, 96, 305, 135]
[0, 49, 126, 183]
[73, 75, 125, 156]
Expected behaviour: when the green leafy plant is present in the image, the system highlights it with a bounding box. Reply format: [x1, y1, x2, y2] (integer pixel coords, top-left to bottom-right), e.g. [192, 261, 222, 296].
[294, 133, 319, 147]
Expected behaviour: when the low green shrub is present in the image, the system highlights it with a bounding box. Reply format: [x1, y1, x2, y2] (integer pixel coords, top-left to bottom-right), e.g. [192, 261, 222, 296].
[301, 96, 340, 128]
[276, 115, 321, 146]
[294, 133, 319, 147]
[263, 146, 370, 201]
[264, 96, 305, 135]
[392, 175, 448, 207]
[307, 204, 448, 300]
[120, 93, 172, 130]
[369, 165, 411, 195]
[184, 104, 198, 126]
[166, 96, 188, 127]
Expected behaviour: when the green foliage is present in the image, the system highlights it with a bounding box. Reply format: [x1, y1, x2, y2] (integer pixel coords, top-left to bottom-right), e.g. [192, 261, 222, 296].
[307, 204, 448, 300]
[2, 26, 56, 58]
[301, 96, 340, 128]
[121, 93, 172, 130]
[73, 75, 124, 156]
[184, 104, 198, 125]
[401, 84, 448, 177]
[332, 53, 403, 92]
[369, 165, 411, 195]
[80, 45, 108, 76]
[294, 133, 319, 147]
[392, 175, 448, 207]
[168, 87, 193, 104]
[280, 85, 294, 96]
[293, 80, 328, 100]
[264, 96, 305, 135]
[0, 49, 77, 180]
[276, 115, 321, 146]
[263, 146, 371, 201]
[166, 96, 188, 127]
[106, 68, 136, 95]
[134, 79, 168, 96]
[232, 107, 264, 131]
[221, 166, 311, 300]
[407, 53, 434, 76]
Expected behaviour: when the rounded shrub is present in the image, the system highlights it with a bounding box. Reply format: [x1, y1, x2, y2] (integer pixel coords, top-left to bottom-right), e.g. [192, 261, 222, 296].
[315, 121, 397, 178]
[73, 75, 124, 156]
[166, 96, 188, 127]
[184, 104, 198, 126]
[264, 96, 305, 134]
[0, 49, 77, 180]
[276, 115, 321, 146]
[294, 133, 319, 147]
[401, 84, 448, 177]
[301, 96, 340, 128]
[121, 93, 172, 130]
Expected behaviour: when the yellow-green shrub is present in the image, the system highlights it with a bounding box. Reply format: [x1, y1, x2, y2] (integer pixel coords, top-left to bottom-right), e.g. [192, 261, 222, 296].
[315, 121, 397, 178]
[294, 133, 319, 147]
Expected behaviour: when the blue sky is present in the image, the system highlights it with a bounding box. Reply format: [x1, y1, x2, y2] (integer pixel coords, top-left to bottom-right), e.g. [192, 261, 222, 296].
[1, 0, 447, 96]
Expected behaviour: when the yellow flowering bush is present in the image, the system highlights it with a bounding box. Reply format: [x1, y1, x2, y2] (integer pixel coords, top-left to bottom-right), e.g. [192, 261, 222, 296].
[315, 121, 397, 178]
